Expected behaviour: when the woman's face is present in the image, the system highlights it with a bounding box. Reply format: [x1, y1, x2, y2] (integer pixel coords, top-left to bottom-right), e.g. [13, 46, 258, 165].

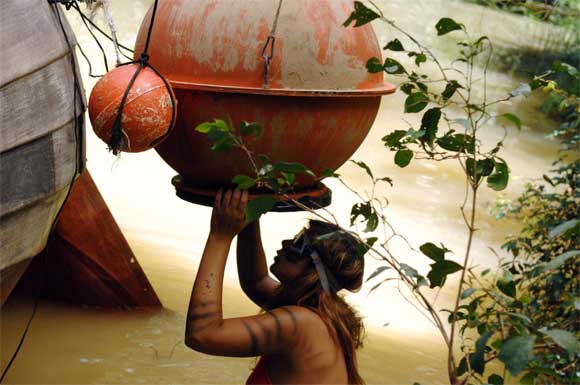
[270, 238, 312, 283]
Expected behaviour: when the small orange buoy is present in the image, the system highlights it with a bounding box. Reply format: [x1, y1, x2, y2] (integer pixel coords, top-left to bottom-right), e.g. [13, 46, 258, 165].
[88, 64, 176, 153]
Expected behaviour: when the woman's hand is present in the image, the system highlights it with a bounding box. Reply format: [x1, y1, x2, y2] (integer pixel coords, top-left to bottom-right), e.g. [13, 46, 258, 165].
[210, 189, 249, 240]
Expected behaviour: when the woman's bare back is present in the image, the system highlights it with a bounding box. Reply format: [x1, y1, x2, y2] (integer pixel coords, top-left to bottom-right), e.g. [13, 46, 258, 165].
[266, 307, 349, 384]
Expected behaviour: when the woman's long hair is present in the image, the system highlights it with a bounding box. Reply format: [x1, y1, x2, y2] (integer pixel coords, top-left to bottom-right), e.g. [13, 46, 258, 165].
[267, 220, 366, 385]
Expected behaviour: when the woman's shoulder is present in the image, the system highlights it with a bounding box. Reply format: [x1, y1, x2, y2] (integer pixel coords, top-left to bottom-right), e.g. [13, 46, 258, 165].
[274, 305, 330, 335]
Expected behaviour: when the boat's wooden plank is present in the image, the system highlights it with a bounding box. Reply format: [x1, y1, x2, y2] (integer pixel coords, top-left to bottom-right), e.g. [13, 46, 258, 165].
[0, 120, 80, 217]
[0, 0, 75, 87]
[0, 54, 84, 153]
[0, 187, 69, 271]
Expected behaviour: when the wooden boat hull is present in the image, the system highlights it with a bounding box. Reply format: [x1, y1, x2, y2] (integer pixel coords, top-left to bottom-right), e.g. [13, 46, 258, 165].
[0, 0, 85, 303]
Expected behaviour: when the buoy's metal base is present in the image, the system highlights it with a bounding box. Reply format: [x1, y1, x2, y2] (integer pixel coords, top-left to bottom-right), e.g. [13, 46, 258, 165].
[171, 175, 332, 212]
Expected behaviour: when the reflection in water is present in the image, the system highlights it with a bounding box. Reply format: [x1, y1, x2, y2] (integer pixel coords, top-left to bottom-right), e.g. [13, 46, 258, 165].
[1, 0, 562, 383]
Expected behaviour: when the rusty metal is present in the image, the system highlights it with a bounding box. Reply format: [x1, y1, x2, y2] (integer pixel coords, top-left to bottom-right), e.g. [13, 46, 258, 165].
[133, 0, 396, 207]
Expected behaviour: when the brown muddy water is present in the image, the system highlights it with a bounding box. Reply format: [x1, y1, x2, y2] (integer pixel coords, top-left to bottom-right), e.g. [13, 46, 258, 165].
[1, 1, 564, 384]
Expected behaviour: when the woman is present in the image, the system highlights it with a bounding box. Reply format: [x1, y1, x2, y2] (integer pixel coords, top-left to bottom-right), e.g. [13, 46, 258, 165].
[185, 189, 366, 384]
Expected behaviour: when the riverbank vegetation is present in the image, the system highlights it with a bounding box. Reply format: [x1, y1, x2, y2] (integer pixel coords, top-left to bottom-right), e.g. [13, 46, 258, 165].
[460, 0, 579, 76]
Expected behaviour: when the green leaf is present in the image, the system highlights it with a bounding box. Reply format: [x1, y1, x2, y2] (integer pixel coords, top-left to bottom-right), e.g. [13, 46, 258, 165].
[195, 122, 213, 133]
[509, 83, 532, 98]
[427, 260, 462, 288]
[519, 371, 536, 385]
[499, 113, 522, 131]
[245, 196, 276, 222]
[258, 154, 270, 165]
[384, 38, 404, 51]
[470, 331, 492, 374]
[487, 158, 509, 191]
[497, 276, 516, 298]
[544, 250, 580, 271]
[461, 287, 477, 299]
[377, 176, 393, 186]
[542, 174, 555, 186]
[487, 374, 504, 385]
[208, 129, 236, 152]
[321, 168, 340, 178]
[548, 219, 579, 239]
[356, 236, 378, 257]
[273, 162, 309, 174]
[280, 171, 295, 186]
[239, 121, 263, 136]
[466, 158, 495, 183]
[506, 312, 531, 325]
[399, 83, 415, 95]
[442, 80, 461, 100]
[343, 1, 380, 28]
[419, 108, 441, 146]
[350, 160, 374, 179]
[457, 356, 468, 376]
[436, 133, 475, 153]
[366, 266, 391, 282]
[232, 175, 256, 189]
[404, 92, 429, 113]
[407, 129, 425, 141]
[383, 58, 406, 74]
[368, 280, 386, 295]
[365, 213, 379, 233]
[498, 336, 535, 376]
[435, 17, 464, 35]
[478, 158, 495, 177]
[419, 242, 447, 262]
[382, 130, 407, 149]
[394, 149, 413, 168]
[541, 329, 580, 355]
[414, 53, 427, 66]
[552, 61, 579, 77]
[350, 203, 379, 232]
[366, 57, 384, 73]
[399, 263, 419, 278]
[416, 275, 428, 287]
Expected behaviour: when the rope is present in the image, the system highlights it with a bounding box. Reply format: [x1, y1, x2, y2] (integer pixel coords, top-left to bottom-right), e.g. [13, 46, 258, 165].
[107, 0, 176, 154]
[143, 0, 160, 56]
[260, 0, 284, 89]
[0, 2, 84, 381]
[73, 0, 110, 72]
[70, 1, 133, 60]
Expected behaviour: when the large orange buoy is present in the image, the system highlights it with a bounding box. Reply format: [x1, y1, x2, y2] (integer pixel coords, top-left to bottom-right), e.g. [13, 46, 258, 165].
[88, 64, 176, 153]
[133, 0, 396, 209]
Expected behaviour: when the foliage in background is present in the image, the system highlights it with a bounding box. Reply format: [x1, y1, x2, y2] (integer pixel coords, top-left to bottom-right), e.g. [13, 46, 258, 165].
[461, 160, 579, 384]
[194, 1, 579, 384]
[459, 62, 580, 384]
[461, 0, 580, 29]
[459, 0, 579, 77]
[534, 61, 579, 151]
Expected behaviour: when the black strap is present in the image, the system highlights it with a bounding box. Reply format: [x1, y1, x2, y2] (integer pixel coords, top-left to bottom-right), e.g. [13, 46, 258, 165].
[107, 0, 176, 154]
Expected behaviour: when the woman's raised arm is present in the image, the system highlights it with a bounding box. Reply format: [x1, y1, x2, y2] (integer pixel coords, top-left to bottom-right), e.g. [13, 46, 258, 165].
[237, 221, 280, 308]
[185, 189, 310, 358]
